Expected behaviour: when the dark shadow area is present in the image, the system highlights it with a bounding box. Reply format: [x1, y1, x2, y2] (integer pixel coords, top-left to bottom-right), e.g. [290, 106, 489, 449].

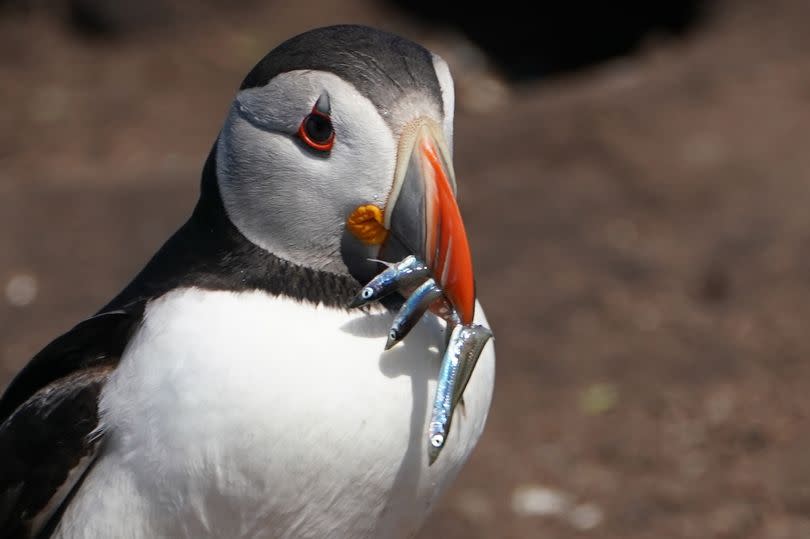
[388, 0, 712, 80]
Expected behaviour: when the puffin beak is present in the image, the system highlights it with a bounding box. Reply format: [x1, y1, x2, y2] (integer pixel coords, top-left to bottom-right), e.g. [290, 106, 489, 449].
[380, 119, 475, 325]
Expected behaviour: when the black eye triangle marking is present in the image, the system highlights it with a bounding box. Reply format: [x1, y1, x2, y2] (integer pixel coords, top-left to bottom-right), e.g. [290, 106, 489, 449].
[314, 92, 331, 116]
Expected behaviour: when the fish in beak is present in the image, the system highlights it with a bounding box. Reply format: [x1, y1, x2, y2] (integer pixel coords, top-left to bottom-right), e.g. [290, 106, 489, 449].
[347, 118, 475, 325]
[346, 118, 492, 463]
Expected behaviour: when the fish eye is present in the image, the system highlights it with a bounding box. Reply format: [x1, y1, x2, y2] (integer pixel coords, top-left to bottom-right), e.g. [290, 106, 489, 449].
[362, 288, 374, 299]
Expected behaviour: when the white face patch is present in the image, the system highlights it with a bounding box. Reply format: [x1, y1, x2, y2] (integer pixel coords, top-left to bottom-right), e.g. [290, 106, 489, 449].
[217, 71, 398, 275]
[216, 68, 452, 276]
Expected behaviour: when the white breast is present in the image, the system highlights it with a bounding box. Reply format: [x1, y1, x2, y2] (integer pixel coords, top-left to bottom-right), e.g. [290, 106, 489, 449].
[55, 288, 495, 539]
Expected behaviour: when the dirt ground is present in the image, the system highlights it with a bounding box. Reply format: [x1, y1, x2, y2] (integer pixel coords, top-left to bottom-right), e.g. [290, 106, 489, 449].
[2, 0, 810, 537]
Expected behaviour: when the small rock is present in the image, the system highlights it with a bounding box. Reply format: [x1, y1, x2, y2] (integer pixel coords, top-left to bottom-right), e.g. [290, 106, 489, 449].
[5, 274, 38, 307]
[511, 484, 571, 517]
[580, 383, 619, 415]
[568, 503, 604, 530]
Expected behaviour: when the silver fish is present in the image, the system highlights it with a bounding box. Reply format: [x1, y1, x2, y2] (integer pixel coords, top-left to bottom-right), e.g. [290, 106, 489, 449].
[384, 278, 444, 350]
[428, 324, 493, 464]
[349, 254, 494, 463]
[348, 255, 430, 308]
[452, 325, 493, 412]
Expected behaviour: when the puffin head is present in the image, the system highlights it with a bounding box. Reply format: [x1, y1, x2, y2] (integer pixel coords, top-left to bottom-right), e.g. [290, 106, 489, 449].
[215, 25, 474, 323]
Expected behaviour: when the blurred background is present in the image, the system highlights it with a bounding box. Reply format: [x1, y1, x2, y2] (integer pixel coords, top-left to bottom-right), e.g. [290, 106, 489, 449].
[1, 0, 810, 537]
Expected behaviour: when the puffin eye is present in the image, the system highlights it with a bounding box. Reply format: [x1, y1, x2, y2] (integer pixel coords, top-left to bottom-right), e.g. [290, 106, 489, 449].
[298, 93, 334, 153]
[299, 112, 334, 151]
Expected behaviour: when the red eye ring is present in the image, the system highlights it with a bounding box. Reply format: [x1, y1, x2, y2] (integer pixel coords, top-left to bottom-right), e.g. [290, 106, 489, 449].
[298, 109, 335, 152]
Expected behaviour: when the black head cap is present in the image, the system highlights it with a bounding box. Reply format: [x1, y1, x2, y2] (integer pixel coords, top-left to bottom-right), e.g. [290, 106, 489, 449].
[239, 25, 443, 113]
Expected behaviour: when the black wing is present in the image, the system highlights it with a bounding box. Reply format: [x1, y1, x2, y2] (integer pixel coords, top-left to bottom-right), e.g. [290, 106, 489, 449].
[0, 309, 142, 538]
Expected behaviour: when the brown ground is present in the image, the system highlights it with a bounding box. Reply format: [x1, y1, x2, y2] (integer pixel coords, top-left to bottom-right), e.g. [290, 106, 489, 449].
[2, 1, 810, 537]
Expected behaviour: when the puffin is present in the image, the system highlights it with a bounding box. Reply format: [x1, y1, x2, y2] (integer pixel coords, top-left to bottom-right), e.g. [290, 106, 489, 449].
[0, 25, 496, 539]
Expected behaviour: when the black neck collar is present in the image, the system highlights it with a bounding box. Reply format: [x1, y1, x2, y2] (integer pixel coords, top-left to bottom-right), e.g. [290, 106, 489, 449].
[104, 143, 360, 312]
